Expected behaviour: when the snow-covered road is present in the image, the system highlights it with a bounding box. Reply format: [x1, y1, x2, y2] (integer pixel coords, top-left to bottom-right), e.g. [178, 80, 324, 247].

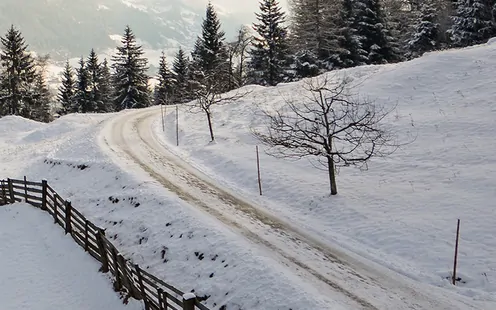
[99, 106, 485, 310]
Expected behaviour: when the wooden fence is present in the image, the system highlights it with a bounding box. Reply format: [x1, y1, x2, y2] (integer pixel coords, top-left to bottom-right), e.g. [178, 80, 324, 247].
[0, 177, 210, 310]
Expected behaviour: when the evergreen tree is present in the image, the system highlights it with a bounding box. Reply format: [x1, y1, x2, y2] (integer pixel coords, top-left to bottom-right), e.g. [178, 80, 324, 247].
[406, 0, 440, 58]
[190, 3, 230, 93]
[112, 26, 151, 111]
[98, 58, 114, 112]
[171, 47, 189, 103]
[86, 49, 102, 112]
[154, 51, 174, 105]
[249, 0, 291, 86]
[30, 72, 53, 122]
[288, 0, 340, 70]
[57, 61, 77, 115]
[448, 0, 495, 47]
[192, 3, 227, 73]
[352, 0, 399, 64]
[337, 0, 366, 67]
[75, 57, 91, 113]
[0, 25, 38, 116]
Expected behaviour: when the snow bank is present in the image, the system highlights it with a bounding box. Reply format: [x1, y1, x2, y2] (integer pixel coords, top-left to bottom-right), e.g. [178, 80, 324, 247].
[0, 203, 141, 310]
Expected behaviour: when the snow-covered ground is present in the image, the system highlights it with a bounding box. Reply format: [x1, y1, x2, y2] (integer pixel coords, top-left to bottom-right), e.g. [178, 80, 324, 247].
[0, 203, 142, 310]
[153, 42, 496, 304]
[0, 120, 336, 308]
[1, 40, 496, 309]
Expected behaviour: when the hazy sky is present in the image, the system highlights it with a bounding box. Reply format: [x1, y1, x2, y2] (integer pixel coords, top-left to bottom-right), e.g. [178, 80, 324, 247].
[182, 0, 289, 19]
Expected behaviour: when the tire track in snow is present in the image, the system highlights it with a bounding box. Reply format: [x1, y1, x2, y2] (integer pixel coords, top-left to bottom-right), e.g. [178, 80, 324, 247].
[100, 107, 482, 310]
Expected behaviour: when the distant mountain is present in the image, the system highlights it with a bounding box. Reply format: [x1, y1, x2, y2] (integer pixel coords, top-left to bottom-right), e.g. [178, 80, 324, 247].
[0, 0, 249, 60]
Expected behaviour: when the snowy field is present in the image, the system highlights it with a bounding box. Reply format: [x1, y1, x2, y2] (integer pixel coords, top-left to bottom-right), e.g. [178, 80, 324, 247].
[0, 203, 142, 310]
[1, 40, 496, 309]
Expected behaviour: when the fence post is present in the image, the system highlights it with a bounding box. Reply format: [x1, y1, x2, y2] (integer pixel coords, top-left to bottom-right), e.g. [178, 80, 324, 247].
[111, 247, 122, 291]
[84, 220, 89, 252]
[182, 293, 196, 310]
[41, 179, 48, 210]
[135, 264, 149, 309]
[117, 255, 140, 299]
[157, 288, 166, 310]
[64, 200, 72, 235]
[1, 180, 7, 204]
[95, 229, 109, 273]
[7, 178, 15, 203]
[23, 176, 28, 203]
[53, 194, 58, 224]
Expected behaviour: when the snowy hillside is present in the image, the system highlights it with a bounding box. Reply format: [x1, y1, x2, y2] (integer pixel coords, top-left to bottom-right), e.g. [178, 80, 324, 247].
[155, 41, 496, 304]
[1, 41, 496, 309]
[0, 203, 142, 310]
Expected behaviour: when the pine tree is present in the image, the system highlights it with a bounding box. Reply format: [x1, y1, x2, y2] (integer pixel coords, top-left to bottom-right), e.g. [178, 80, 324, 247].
[190, 3, 230, 93]
[448, 0, 495, 47]
[193, 3, 227, 73]
[0, 25, 38, 116]
[406, 0, 440, 58]
[57, 61, 77, 115]
[289, 0, 340, 70]
[30, 72, 53, 122]
[337, 0, 366, 67]
[75, 57, 91, 113]
[86, 49, 103, 112]
[171, 47, 189, 103]
[154, 51, 174, 105]
[98, 59, 114, 112]
[112, 26, 151, 111]
[352, 0, 399, 64]
[249, 0, 291, 86]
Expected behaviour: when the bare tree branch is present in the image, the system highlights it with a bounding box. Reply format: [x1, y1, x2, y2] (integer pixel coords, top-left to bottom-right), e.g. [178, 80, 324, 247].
[252, 74, 410, 195]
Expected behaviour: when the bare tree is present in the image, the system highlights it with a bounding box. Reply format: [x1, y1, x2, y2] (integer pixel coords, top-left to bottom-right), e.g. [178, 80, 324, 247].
[226, 26, 253, 88]
[253, 75, 401, 195]
[188, 76, 251, 142]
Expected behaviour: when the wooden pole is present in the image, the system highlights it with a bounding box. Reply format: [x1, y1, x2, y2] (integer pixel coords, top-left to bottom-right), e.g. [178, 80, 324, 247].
[182, 293, 196, 310]
[157, 288, 166, 310]
[176, 105, 179, 146]
[112, 247, 122, 291]
[96, 229, 109, 273]
[41, 179, 48, 210]
[7, 179, 15, 203]
[64, 200, 72, 235]
[452, 219, 461, 285]
[134, 264, 148, 308]
[53, 194, 58, 224]
[84, 220, 89, 252]
[1, 180, 7, 205]
[23, 176, 28, 203]
[161, 103, 165, 132]
[256, 146, 263, 196]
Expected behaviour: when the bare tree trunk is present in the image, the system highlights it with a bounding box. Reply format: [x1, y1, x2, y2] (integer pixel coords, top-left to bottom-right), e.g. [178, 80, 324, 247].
[206, 110, 215, 142]
[327, 155, 338, 195]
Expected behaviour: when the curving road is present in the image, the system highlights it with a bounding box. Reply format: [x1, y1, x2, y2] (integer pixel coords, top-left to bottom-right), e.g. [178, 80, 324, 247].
[99, 106, 486, 310]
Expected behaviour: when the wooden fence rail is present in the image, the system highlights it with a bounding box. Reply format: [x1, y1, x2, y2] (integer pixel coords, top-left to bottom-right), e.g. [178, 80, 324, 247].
[0, 177, 210, 310]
